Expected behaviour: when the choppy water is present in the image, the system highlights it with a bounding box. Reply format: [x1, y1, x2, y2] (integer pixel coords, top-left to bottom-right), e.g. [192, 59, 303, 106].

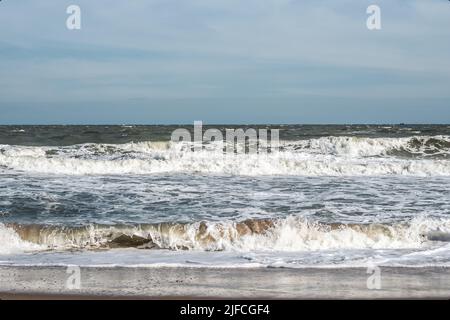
[0, 125, 450, 268]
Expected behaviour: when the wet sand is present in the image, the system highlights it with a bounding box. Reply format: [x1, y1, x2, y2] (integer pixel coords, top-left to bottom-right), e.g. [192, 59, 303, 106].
[0, 266, 449, 299]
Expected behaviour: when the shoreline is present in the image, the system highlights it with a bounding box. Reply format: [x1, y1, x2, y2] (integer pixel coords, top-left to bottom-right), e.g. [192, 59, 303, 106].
[1, 266, 449, 299]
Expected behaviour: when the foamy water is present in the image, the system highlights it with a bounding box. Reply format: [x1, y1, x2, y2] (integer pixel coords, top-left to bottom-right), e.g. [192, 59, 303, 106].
[1, 135, 450, 176]
[0, 125, 449, 268]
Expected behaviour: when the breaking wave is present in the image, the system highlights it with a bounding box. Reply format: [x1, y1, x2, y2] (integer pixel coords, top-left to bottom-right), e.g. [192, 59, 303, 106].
[0, 136, 450, 176]
[282, 135, 450, 158]
[2, 216, 450, 254]
[0, 223, 44, 254]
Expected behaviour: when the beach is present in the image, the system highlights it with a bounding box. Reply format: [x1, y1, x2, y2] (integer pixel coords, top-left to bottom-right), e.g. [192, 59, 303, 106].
[1, 266, 449, 299]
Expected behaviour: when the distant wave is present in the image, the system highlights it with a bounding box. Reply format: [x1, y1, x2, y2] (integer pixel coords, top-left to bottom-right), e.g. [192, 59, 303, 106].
[1, 136, 450, 176]
[282, 135, 450, 158]
[2, 216, 450, 254]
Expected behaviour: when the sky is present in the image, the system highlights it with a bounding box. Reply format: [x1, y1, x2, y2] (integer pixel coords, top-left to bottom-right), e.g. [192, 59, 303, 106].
[0, 0, 449, 124]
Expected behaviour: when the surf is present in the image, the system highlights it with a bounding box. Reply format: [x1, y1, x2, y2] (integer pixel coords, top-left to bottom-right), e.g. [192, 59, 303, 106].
[1, 136, 450, 176]
[2, 216, 449, 253]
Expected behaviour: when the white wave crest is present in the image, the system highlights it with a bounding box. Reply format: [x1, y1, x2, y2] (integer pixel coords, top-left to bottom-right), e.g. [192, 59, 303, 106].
[0, 224, 44, 254]
[3, 217, 450, 253]
[283, 135, 450, 157]
[0, 136, 449, 176]
[143, 216, 450, 252]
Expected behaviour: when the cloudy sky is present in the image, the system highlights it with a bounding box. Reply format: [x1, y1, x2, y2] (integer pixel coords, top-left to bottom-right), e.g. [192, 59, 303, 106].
[0, 0, 449, 124]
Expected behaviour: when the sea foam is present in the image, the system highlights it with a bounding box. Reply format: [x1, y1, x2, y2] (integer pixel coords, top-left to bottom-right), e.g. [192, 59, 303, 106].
[1, 136, 450, 176]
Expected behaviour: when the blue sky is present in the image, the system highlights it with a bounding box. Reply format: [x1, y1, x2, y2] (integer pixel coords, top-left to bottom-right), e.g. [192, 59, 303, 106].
[0, 0, 449, 124]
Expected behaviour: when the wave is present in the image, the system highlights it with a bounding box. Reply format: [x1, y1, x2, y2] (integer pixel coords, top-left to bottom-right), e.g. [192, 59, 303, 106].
[2, 217, 450, 254]
[1, 136, 450, 176]
[282, 135, 450, 158]
[0, 223, 44, 254]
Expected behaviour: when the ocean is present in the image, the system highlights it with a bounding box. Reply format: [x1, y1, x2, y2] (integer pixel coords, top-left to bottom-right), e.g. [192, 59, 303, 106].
[0, 124, 450, 269]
